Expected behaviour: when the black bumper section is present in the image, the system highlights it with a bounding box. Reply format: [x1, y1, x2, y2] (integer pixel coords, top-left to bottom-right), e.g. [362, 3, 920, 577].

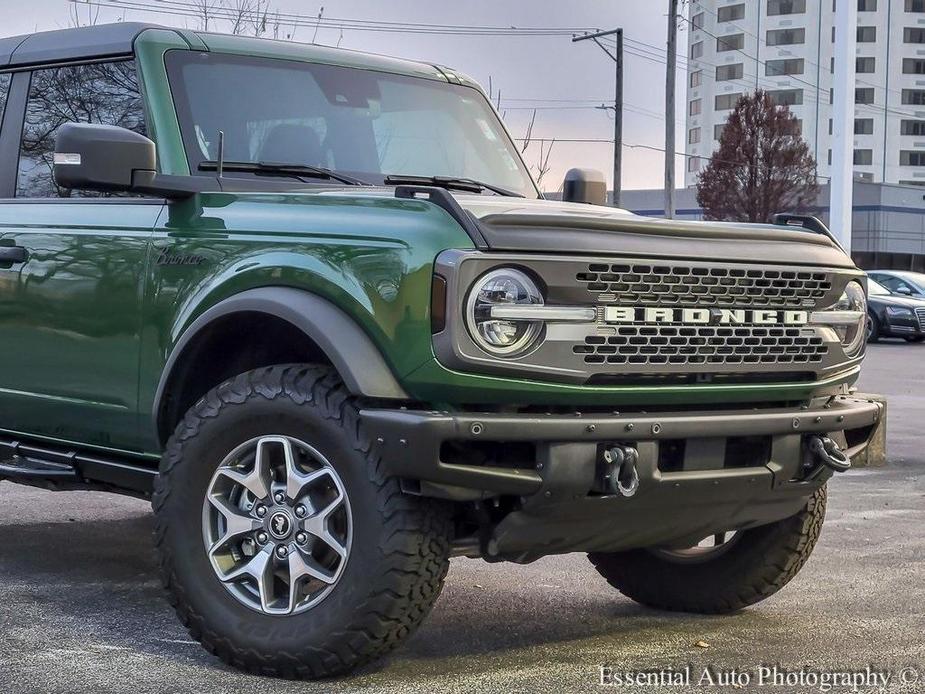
[362, 395, 882, 497]
[361, 396, 882, 560]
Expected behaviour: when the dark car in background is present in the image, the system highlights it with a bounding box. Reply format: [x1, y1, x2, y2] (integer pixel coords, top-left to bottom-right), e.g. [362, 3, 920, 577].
[867, 277, 925, 342]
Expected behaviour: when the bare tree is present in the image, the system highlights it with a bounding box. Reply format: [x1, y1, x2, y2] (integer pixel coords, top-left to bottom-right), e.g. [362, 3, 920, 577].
[224, 0, 254, 35]
[696, 90, 818, 222]
[520, 109, 536, 154]
[533, 139, 555, 188]
[69, 0, 102, 27]
[487, 76, 505, 118]
[514, 108, 554, 189]
[191, 0, 221, 31]
[184, 0, 295, 39]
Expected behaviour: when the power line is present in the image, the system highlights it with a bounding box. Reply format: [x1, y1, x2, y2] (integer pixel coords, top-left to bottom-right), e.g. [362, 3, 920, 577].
[617, 33, 818, 108]
[511, 137, 830, 180]
[72, 0, 600, 35]
[73, 0, 805, 178]
[499, 100, 685, 126]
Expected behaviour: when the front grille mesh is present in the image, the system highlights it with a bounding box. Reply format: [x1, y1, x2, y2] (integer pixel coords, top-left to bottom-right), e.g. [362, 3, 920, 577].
[576, 263, 831, 308]
[917, 308, 925, 331]
[573, 325, 828, 366]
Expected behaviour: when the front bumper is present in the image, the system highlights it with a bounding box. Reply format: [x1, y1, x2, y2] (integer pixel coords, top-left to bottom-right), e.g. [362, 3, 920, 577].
[881, 311, 925, 337]
[362, 395, 882, 559]
[364, 394, 881, 497]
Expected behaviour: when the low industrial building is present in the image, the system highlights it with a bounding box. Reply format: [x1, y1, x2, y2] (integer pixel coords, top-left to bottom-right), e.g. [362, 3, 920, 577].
[619, 181, 925, 271]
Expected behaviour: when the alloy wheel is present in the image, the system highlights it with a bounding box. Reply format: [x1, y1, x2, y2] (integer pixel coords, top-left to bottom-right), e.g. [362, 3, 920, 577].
[202, 435, 352, 615]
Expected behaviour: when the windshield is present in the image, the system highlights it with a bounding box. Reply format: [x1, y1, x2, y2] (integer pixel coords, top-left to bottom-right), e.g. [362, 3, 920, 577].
[165, 51, 538, 198]
[867, 278, 890, 296]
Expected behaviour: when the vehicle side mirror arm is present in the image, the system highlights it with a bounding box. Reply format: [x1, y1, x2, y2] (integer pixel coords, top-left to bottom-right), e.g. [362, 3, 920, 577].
[130, 171, 220, 199]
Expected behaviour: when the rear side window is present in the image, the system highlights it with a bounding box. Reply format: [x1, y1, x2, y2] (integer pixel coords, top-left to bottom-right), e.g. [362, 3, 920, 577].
[16, 61, 146, 198]
[0, 73, 9, 129]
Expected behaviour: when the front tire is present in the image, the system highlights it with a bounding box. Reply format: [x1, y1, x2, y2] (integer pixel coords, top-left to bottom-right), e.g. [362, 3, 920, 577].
[153, 365, 451, 679]
[588, 486, 827, 614]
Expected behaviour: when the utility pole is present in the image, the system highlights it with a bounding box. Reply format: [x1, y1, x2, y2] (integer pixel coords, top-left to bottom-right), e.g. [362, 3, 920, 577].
[573, 28, 623, 207]
[830, 0, 857, 254]
[664, 0, 678, 219]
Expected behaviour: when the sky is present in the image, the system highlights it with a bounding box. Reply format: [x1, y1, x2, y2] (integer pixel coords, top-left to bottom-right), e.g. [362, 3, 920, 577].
[0, 0, 688, 192]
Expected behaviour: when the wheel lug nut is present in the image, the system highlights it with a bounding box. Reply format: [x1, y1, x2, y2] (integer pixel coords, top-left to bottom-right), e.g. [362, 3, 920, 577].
[276, 545, 289, 558]
[256, 532, 268, 544]
[274, 492, 286, 504]
[295, 532, 308, 545]
[255, 505, 267, 518]
[295, 505, 307, 518]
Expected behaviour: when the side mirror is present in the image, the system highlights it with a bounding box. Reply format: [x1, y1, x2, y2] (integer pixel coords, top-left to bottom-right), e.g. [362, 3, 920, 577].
[562, 168, 607, 206]
[54, 123, 205, 198]
[895, 286, 914, 296]
[54, 123, 157, 194]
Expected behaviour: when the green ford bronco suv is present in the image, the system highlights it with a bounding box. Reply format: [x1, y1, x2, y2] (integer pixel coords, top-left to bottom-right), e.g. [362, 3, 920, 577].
[0, 23, 881, 678]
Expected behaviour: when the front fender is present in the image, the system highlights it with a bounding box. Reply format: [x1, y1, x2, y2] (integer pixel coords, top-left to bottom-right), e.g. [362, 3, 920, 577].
[139, 191, 474, 450]
[153, 287, 410, 410]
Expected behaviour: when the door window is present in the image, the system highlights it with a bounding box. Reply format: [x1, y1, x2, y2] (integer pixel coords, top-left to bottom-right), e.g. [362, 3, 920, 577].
[16, 61, 146, 198]
[875, 275, 916, 294]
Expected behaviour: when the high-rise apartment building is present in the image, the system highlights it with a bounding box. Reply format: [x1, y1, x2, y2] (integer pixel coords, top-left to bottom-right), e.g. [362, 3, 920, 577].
[685, 0, 925, 188]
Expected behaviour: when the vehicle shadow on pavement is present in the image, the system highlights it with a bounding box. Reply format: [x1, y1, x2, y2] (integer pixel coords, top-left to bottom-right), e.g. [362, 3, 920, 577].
[0, 494, 793, 683]
[404, 561, 785, 663]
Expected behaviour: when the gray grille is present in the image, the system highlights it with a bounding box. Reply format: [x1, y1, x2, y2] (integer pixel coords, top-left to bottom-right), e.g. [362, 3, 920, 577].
[917, 308, 925, 331]
[576, 263, 831, 308]
[573, 325, 828, 366]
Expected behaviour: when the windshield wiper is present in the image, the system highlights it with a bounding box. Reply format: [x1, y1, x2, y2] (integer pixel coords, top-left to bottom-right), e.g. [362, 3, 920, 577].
[382, 174, 524, 198]
[199, 160, 370, 186]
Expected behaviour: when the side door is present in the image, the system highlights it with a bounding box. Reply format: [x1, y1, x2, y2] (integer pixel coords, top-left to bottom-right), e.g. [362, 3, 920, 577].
[0, 61, 161, 453]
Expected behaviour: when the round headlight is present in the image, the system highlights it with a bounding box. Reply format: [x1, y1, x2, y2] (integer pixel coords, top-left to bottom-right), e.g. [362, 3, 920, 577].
[465, 268, 543, 357]
[833, 280, 867, 356]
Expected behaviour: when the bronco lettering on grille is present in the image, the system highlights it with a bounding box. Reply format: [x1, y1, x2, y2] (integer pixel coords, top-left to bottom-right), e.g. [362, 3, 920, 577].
[603, 307, 809, 326]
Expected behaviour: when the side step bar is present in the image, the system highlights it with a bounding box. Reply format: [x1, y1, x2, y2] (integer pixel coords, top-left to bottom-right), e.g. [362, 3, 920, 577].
[0, 438, 157, 497]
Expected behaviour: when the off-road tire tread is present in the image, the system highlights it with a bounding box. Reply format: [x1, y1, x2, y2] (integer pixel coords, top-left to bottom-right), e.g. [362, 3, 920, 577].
[152, 364, 451, 679]
[588, 486, 826, 614]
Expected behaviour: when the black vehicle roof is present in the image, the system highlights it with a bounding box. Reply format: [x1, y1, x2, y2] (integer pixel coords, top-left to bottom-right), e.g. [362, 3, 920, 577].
[0, 22, 168, 69]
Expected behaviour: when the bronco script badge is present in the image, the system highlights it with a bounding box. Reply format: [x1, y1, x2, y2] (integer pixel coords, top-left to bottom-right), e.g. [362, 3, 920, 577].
[155, 248, 206, 266]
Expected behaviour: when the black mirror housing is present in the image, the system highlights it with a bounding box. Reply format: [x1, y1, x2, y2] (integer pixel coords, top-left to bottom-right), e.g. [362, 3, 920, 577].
[562, 168, 607, 206]
[54, 123, 211, 199]
[54, 123, 157, 193]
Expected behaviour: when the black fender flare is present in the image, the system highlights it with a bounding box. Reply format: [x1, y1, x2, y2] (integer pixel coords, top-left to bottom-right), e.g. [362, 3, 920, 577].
[153, 287, 409, 438]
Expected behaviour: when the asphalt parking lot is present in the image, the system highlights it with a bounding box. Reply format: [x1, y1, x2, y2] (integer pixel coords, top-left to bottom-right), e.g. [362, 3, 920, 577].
[0, 342, 922, 694]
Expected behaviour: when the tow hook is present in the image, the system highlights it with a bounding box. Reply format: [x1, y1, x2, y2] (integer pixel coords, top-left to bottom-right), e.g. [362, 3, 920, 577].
[807, 435, 852, 473]
[601, 445, 640, 497]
